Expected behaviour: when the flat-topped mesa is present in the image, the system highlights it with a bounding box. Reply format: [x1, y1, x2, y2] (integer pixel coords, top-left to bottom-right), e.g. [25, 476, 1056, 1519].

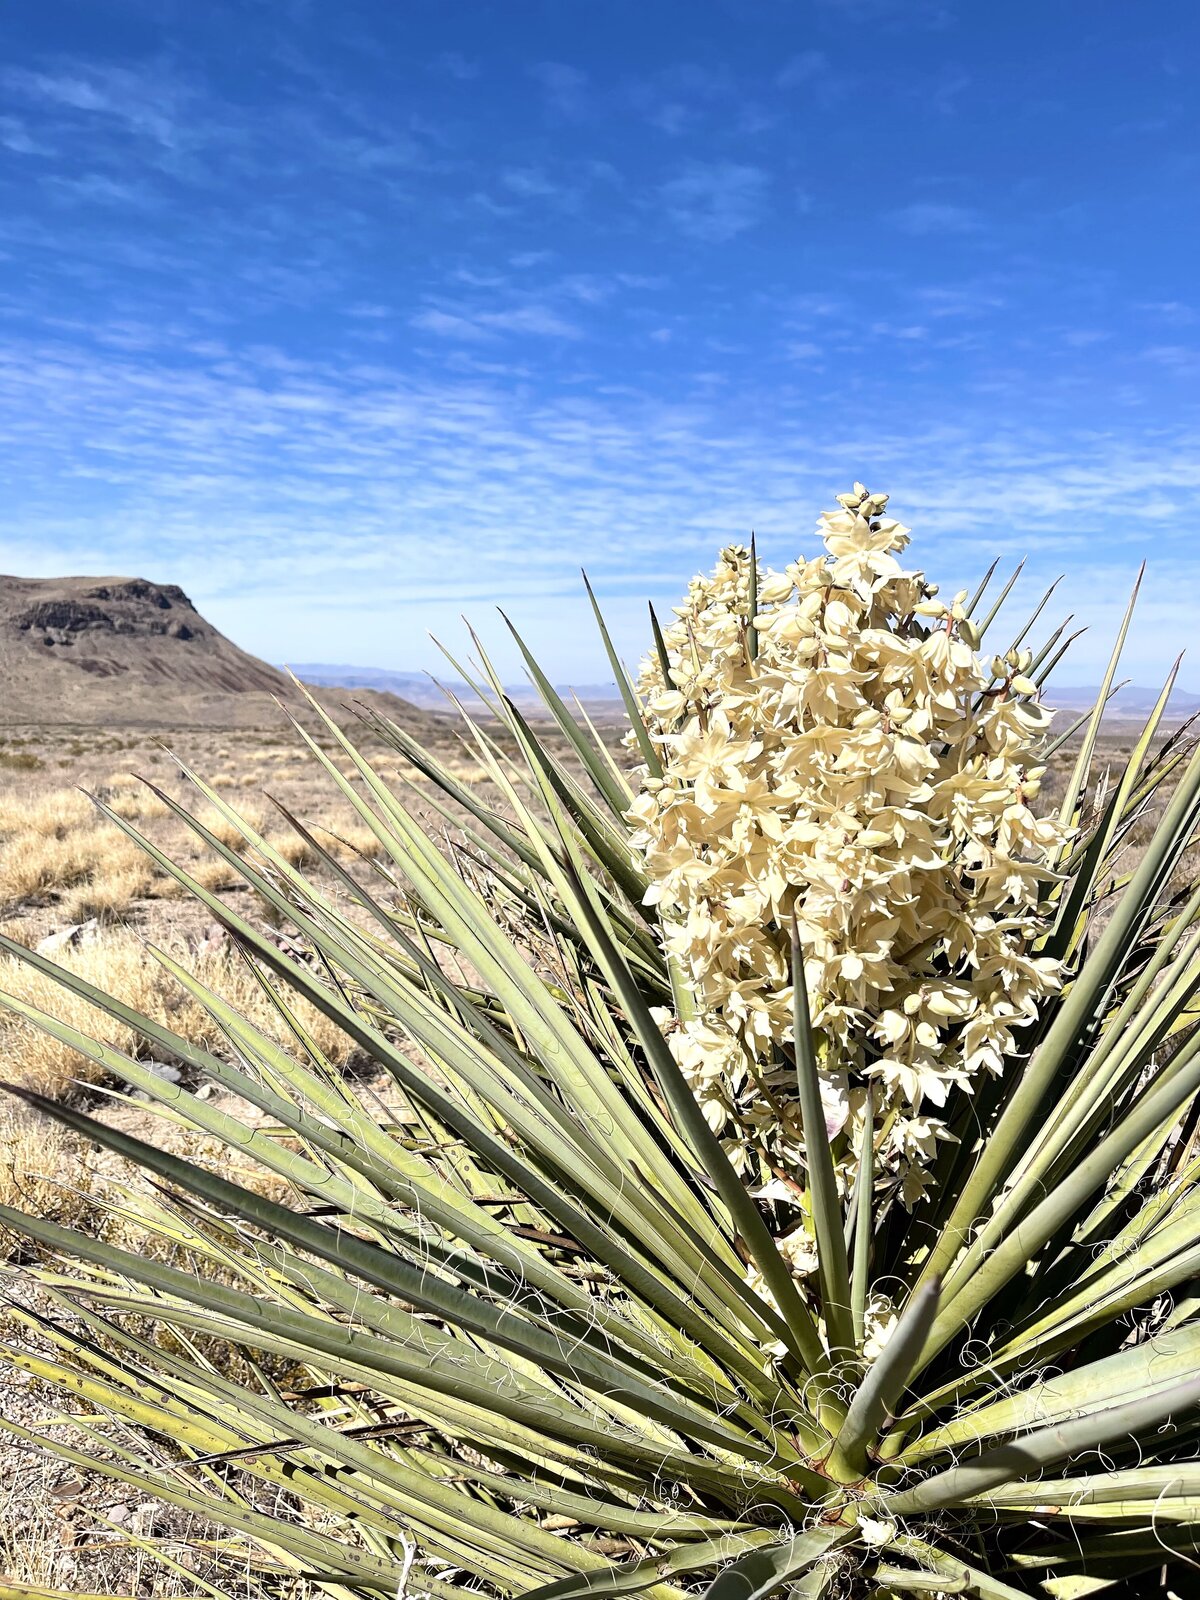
[15, 590, 197, 643]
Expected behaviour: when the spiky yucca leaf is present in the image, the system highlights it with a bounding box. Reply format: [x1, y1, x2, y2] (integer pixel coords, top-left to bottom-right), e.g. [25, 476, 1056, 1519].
[1, 545, 1199, 1600]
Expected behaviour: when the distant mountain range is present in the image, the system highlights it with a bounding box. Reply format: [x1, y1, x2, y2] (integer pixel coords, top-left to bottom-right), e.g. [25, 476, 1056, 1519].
[288, 664, 1200, 722]
[1049, 684, 1200, 717]
[285, 662, 626, 712]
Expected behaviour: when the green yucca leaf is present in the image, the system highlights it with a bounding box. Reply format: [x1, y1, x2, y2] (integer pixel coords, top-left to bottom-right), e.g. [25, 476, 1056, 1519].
[834, 1278, 940, 1474]
[883, 1370, 1200, 1516]
[789, 922, 853, 1365]
[974, 557, 1025, 641]
[1027, 610, 1072, 676]
[649, 601, 675, 685]
[499, 608, 639, 817]
[868, 1570, 967, 1596]
[914, 727, 1200, 1307]
[896, 1322, 1200, 1466]
[580, 572, 662, 778]
[847, 1084, 874, 1346]
[3, 527, 1200, 1600]
[963, 555, 1000, 619]
[521, 1530, 787, 1600]
[698, 1530, 852, 1600]
[884, 1540, 1033, 1600]
[745, 533, 760, 664]
[1052, 567, 1143, 848]
[1044, 654, 1178, 962]
[998, 572, 1062, 662]
[0, 1418, 417, 1591]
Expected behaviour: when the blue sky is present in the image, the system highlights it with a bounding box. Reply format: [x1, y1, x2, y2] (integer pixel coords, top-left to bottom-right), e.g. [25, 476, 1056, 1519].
[2, 1, 1198, 685]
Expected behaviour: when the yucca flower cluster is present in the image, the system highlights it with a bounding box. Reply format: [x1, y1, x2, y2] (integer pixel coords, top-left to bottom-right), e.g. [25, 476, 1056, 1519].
[630, 486, 1067, 1265]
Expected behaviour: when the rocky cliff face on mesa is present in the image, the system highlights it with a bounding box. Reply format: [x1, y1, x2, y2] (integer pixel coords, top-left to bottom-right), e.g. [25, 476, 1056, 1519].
[0, 575, 423, 727]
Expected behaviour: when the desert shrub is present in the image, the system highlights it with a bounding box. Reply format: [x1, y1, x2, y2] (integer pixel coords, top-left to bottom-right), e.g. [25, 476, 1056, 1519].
[1, 487, 1199, 1599]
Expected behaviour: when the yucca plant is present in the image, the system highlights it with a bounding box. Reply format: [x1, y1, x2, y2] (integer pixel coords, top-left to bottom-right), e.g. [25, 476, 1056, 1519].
[3, 486, 1200, 1600]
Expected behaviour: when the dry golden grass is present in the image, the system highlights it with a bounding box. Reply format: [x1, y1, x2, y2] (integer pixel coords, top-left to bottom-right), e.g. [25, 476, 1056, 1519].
[100, 783, 171, 822]
[271, 829, 320, 868]
[0, 714, 551, 1117]
[0, 790, 164, 915]
[60, 863, 157, 924]
[0, 832, 96, 906]
[0, 787, 95, 840]
[0, 936, 179, 1098]
[188, 858, 242, 892]
[0, 1104, 104, 1240]
[443, 760, 490, 785]
[0, 928, 358, 1102]
[195, 801, 267, 852]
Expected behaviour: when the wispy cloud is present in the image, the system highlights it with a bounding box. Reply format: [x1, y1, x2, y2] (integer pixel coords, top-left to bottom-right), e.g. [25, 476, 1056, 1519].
[660, 162, 769, 242]
[914, 283, 1007, 317]
[2, 62, 192, 148]
[1139, 301, 1197, 326]
[3, 313, 1197, 682]
[500, 166, 566, 203]
[891, 201, 984, 236]
[0, 114, 51, 155]
[410, 309, 493, 342]
[528, 61, 588, 119]
[622, 62, 776, 142]
[411, 304, 583, 341]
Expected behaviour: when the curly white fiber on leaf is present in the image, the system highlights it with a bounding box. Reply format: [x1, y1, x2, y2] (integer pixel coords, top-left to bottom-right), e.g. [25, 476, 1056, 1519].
[629, 486, 1066, 1271]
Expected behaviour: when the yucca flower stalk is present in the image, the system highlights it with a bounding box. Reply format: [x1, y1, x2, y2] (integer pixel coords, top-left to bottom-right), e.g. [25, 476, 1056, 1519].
[2, 488, 1200, 1600]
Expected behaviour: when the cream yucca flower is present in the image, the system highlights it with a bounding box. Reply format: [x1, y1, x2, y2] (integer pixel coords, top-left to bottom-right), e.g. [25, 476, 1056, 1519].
[629, 485, 1067, 1257]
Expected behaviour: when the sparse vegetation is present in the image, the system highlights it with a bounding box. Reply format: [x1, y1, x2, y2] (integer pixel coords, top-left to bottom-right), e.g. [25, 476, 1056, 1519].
[0, 749, 43, 772]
